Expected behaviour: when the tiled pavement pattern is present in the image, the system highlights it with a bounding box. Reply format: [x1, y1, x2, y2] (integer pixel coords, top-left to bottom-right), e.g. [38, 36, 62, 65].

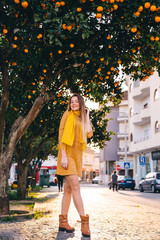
[0, 185, 160, 240]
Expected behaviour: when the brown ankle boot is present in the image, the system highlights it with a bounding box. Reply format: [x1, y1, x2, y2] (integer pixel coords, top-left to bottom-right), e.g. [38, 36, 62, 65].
[80, 214, 90, 238]
[59, 214, 75, 233]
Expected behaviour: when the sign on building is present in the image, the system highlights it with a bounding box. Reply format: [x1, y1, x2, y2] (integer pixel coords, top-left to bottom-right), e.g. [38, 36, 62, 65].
[124, 162, 130, 169]
[139, 156, 146, 165]
[152, 150, 160, 160]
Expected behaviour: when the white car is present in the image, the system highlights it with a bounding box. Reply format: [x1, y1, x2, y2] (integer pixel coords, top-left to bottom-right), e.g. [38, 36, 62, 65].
[92, 176, 99, 184]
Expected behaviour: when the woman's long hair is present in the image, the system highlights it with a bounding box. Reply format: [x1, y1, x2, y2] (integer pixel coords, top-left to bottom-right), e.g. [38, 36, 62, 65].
[68, 93, 87, 142]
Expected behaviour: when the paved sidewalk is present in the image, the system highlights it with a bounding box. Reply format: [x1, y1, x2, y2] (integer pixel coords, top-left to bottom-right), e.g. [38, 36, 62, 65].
[0, 185, 160, 240]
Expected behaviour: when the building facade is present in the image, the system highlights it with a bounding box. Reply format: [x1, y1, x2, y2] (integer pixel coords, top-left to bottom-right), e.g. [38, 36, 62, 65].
[82, 147, 99, 181]
[127, 71, 160, 187]
[99, 92, 135, 184]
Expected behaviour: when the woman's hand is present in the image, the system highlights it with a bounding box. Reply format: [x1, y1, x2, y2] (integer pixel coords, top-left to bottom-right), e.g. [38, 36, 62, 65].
[86, 109, 92, 132]
[61, 156, 68, 170]
[61, 149, 68, 170]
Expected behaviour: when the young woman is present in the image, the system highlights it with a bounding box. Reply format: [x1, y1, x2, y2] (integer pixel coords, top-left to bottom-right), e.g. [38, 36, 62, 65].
[56, 93, 93, 238]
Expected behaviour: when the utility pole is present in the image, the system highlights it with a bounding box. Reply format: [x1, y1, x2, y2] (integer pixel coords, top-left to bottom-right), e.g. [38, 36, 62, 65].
[124, 113, 128, 176]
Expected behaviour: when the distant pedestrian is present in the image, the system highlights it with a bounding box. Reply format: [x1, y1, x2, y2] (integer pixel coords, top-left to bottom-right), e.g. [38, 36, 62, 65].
[57, 174, 64, 192]
[111, 170, 118, 192]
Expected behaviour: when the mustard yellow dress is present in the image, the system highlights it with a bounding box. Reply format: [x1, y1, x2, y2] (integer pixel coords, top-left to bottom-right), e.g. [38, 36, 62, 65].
[56, 110, 93, 177]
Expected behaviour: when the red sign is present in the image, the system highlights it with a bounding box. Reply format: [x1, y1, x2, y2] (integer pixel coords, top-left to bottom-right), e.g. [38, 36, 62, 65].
[116, 165, 121, 171]
[96, 169, 99, 174]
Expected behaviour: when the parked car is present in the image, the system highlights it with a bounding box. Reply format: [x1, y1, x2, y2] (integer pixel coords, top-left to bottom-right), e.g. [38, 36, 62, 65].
[139, 172, 160, 193]
[118, 176, 135, 190]
[108, 175, 125, 189]
[11, 180, 18, 189]
[92, 176, 99, 184]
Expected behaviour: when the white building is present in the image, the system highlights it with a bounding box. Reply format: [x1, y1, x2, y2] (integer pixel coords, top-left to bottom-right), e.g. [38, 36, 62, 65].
[127, 71, 160, 187]
[99, 91, 135, 184]
[82, 147, 99, 181]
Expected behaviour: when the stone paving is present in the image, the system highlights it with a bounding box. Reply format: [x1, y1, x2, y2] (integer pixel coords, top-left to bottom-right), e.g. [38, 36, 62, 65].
[0, 185, 160, 240]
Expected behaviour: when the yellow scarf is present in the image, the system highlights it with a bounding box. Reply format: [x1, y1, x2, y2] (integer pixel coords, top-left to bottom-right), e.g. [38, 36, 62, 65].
[61, 110, 86, 150]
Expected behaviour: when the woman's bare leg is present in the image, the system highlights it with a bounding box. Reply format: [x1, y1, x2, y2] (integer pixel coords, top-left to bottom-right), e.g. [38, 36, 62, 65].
[61, 178, 72, 215]
[65, 175, 85, 216]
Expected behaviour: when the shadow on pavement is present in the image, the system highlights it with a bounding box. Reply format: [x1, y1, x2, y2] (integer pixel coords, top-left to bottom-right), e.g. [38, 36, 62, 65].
[55, 231, 91, 240]
[56, 231, 75, 239]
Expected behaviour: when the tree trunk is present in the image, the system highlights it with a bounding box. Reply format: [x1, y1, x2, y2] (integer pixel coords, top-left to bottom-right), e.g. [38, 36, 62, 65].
[0, 159, 9, 215]
[17, 162, 28, 200]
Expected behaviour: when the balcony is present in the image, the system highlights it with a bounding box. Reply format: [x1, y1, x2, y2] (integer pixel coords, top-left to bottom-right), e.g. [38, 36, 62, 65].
[141, 107, 151, 122]
[117, 132, 129, 139]
[117, 115, 128, 122]
[134, 135, 151, 144]
[132, 106, 151, 126]
[117, 147, 129, 155]
[132, 80, 150, 99]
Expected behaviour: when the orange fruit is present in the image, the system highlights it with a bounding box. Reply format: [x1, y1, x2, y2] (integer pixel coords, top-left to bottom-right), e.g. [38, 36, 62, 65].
[134, 11, 140, 16]
[85, 60, 90, 63]
[37, 34, 42, 39]
[28, 95, 31, 99]
[3, 29, 8, 34]
[155, 16, 160, 22]
[97, 6, 103, 12]
[14, 36, 18, 40]
[77, 8, 82, 12]
[62, 24, 67, 30]
[150, 5, 156, 11]
[97, 68, 101, 72]
[113, 5, 118, 10]
[55, 2, 61, 8]
[21, 1, 28, 8]
[107, 71, 111, 75]
[32, 90, 36, 94]
[13, 44, 17, 48]
[43, 69, 47, 73]
[67, 25, 72, 31]
[100, 57, 104, 61]
[70, 43, 74, 48]
[96, 13, 102, 18]
[60, 1, 65, 6]
[155, 37, 159, 41]
[14, 0, 20, 3]
[144, 2, 150, 9]
[117, 60, 121, 64]
[108, 45, 112, 48]
[150, 36, 154, 41]
[131, 27, 137, 33]
[58, 50, 62, 54]
[106, 35, 111, 40]
[14, 107, 18, 111]
[110, 67, 114, 71]
[138, 6, 143, 12]
[105, 76, 109, 79]
[24, 48, 28, 53]
[110, 0, 115, 3]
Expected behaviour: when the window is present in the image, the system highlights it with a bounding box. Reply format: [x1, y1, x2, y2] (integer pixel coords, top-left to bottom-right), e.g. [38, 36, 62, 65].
[130, 133, 133, 142]
[129, 83, 133, 92]
[155, 121, 160, 132]
[130, 108, 133, 116]
[154, 89, 159, 101]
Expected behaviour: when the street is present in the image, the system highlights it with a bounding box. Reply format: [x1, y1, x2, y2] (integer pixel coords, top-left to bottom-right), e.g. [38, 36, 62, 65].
[0, 184, 160, 240]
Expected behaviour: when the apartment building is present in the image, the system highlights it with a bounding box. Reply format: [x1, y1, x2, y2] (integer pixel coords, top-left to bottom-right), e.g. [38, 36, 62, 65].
[99, 91, 135, 184]
[127, 71, 160, 186]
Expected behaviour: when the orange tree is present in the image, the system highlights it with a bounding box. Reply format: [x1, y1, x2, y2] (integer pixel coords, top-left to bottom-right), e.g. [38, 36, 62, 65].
[0, 0, 160, 214]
